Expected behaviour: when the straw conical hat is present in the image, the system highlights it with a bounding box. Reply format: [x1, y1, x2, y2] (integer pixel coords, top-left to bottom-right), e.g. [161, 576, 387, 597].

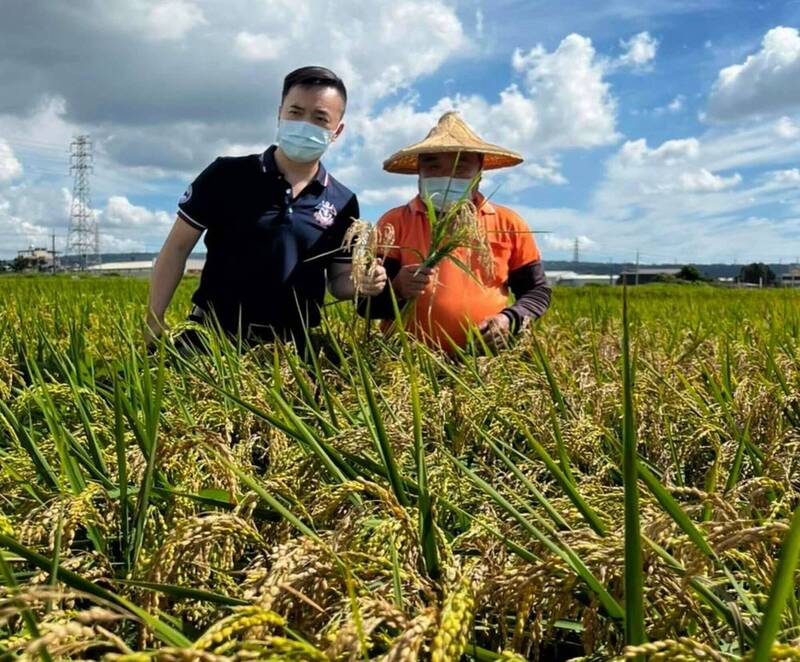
[383, 111, 523, 174]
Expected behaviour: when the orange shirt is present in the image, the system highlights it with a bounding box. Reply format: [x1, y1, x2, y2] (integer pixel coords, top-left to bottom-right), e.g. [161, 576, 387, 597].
[377, 193, 541, 350]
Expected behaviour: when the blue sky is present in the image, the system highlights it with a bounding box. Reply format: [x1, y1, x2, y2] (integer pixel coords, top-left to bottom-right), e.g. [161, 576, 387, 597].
[0, 0, 798, 263]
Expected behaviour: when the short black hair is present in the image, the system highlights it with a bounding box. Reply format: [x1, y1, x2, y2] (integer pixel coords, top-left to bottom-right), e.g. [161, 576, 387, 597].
[282, 66, 347, 108]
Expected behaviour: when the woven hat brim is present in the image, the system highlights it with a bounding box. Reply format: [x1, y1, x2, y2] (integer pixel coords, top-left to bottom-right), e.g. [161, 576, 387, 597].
[383, 145, 523, 174]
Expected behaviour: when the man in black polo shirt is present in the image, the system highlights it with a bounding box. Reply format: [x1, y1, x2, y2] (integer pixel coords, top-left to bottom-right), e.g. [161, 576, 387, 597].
[146, 66, 386, 348]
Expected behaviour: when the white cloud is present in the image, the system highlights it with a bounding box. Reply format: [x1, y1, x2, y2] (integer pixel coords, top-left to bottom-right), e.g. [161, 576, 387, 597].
[0, 140, 23, 182]
[0, 0, 468, 256]
[219, 141, 272, 158]
[3, 4, 797, 264]
[0, 98, 74, 156]
[98, 0, 207, 41]
[101, 196, 172, 228]
[617, 31, 659, 69]
[695, 118, 800, 172]
[623, 164, 743, 195]
[708, 26, 800, 120]
[145, 0, 206, 41]
[233, 32, 288, 61]
[579, 117, 800, 261]
[775, 116, 800, 138]
[654, 94, 685, 115]
[335, 32, 620, 198]
[767, 168, 800, 185]
[0, 185, 71, 258]
[503, 159, 568, 192]
[96, 234, 152, 253]
[508, 206, 609, 260]
[600, 130, 785, 212]
[544, 234, 595, 251]
[358, 186, 418, 207]
[0, 1, 467, 170]
[677, 169, 742, 193]
[0, 179, 173, 259]
[510, 33, 619, 150]
[668, 95, 684, 112]
[615, 137, 699, 167]
[233, 0, 469, 102]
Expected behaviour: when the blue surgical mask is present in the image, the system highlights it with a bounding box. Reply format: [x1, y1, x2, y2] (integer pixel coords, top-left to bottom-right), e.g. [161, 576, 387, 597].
[277, 119, 333, 163]
[419, 176, 475, 210]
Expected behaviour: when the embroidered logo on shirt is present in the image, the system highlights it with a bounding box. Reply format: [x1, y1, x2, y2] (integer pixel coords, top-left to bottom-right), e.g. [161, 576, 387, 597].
[179, 184, 192, 204]
[313, 200, 337, 227]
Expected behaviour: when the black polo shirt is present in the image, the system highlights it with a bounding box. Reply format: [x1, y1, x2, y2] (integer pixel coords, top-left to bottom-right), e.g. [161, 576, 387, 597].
[176, 145, 358, 337]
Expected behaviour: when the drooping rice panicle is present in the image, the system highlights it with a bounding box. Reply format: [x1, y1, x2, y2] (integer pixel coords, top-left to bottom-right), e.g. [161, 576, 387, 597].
[0, 274, 799, 659]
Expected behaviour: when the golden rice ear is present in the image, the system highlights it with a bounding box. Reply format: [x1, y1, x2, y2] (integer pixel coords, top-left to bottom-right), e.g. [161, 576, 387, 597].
[342, 219, 371, 252]
[451, 199, 494, 283]
[340, 219, 387, 296]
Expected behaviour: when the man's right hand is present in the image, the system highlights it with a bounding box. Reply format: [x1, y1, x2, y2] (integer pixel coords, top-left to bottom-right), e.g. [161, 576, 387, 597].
[145, 215, 202, 349]
[392, 264, 436, 299]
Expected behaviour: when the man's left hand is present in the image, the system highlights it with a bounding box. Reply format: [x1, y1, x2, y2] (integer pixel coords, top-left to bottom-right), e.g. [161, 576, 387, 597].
[477, 313, 512, 350]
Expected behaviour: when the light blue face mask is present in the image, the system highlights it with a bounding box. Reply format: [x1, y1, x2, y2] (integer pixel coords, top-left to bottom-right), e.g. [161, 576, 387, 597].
[419, 176, 475, 210]
[277, 119, 333, 163]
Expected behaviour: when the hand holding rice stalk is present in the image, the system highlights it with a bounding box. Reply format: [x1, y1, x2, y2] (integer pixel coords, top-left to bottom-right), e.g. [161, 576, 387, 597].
[342, 220, 394, 297]
[343, 171, 493, 307]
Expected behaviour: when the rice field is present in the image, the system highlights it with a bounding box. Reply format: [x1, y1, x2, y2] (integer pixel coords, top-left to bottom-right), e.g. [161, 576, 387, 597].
[2, 275, 800, 661]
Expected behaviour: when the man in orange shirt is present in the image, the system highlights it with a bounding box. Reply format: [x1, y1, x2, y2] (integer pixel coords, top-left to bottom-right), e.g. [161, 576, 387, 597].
[360, 111, 551, 351]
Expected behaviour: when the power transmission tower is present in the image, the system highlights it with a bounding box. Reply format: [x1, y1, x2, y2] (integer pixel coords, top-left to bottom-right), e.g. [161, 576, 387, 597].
[67, 135, 98, 270]
[572, 237, 580, 264]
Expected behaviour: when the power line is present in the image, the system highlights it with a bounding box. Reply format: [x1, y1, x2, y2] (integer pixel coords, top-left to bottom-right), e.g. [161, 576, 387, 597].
[3, 136, 73, 151]
[22, 167, 71, 177]
[12, 151, 71, 162]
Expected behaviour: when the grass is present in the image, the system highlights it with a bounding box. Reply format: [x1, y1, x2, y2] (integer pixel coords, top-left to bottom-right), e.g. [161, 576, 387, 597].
[0, 275, 799, 660]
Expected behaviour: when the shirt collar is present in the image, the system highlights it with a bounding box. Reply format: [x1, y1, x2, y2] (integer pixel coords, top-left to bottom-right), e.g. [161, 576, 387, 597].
[408, 191, 495, 215]
[260, 145, 329, 188]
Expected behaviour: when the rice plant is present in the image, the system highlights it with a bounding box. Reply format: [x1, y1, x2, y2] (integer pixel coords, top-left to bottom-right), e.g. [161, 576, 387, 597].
[1, 275, 800, 660]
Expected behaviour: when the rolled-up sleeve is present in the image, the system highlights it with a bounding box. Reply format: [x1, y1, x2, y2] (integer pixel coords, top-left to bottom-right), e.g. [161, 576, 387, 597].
[177, 158, 224, 231]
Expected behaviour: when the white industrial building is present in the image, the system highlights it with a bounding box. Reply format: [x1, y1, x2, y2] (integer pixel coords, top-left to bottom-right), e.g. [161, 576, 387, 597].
[87, 258, 205, 277]
[545, 270, 616, 287]
[782, 268, 800, 288]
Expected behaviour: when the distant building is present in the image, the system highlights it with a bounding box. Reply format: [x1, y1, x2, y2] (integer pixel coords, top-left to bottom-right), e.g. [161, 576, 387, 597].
[87, 257, 206, 277]
[617, 267, 681, 285]
[782, 267, 800, 288]
[716, 277, 760, 289]
[87, 260, 154, 277]
[546, 270, 616, 287]
[184, 258, 205, 274]
[18, 247, 54, 265]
